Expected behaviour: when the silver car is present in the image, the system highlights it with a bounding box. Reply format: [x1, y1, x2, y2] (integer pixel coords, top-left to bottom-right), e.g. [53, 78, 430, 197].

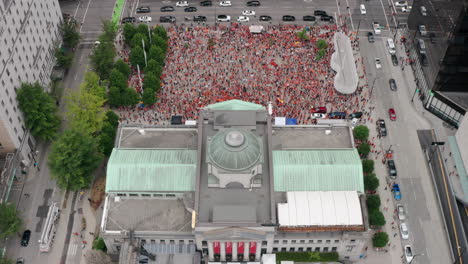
[397, 204, 406, 220]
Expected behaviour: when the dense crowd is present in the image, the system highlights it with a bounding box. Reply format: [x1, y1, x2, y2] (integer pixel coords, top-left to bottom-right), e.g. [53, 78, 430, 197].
[118, 24, 370, 125]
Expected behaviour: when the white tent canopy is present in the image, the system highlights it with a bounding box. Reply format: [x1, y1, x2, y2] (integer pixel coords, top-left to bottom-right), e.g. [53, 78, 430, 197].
[249, 25, 264, 34]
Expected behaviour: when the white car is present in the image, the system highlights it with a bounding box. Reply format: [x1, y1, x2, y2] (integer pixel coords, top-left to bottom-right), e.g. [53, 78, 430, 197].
[138, 16, 152, 22]
[360, 4, 366, 14]
[176, 1, 189, 7]
[217, 15, 231, 22]
[400, 223, 409, 239]
[242, 10, 255, 16]
[237, 16, 250, 22]
[394, 1, 409, 7]
[220, 1, 232, 6]
[404, 245, 414, 263]
[419, 25, 427, 35]
[312, 113, 326, 119]
[375, 58, 382, 69]
[373, 22, 381, 34]
[402, 5, 412, 12]
[397, 204, 406, 220]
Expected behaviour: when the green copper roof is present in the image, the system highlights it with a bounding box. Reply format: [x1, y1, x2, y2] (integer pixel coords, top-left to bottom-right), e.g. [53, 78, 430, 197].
[204, 99, 266, 111]
[273, 149, 364, 193]
[106, 149, 197, 192]
[208, 129, 263, 171]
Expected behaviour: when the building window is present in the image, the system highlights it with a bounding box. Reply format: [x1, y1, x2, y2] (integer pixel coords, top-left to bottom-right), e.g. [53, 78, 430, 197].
[129, 193, 138, 197]
[289, 248, 295, 252]
[317, 240, 322, 243]
[273, 247, 278, 252]
[169, 240, 175, 244]
[323, 247, 329, 252]
[332, 247, 337, 252]
[291, 240, 296, 244]
[345, 256, 350, 260]
[9, 118, 12, 124]
[306, 247, 312, 252]
[334, 240, 339, 243]
[189, 240, 194, 244]
[14, 127, 18, 134]
[166, 194, 176, 197]
[314, 247, 320, 252]
[326, 240, 331, 244]
[281, 248, 287, 252]
[350, 240, 356, 243]
[202, 241, 207, 247]
[274, 240, 279, 244]
[298, 247, 304, 252]
[153, 194, 163, 197]
[160, 240, 166, 244]
[150, 239, 156, 243]
[141, 194, 151, 197]
[262, 241, 267, 246]
[141, 239, 146, 244]
[308, 240, 313, 244]
[117, 193, 126, 196]
[346, 246, 354, 252]
[300, 240, 305, 243]
[179, 240, 184, 244]
[282, 240, 287, 244]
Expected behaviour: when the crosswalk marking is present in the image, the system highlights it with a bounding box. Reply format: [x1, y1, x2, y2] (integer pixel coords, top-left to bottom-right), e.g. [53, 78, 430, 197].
[67, 243, 78, 257]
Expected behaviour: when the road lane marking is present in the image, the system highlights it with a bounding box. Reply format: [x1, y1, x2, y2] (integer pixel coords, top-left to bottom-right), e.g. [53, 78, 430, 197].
[334, 0, 342, 26]
[378, 0, 390, 29]
[80, 0, 93, 33]
[73, 1, 81, 19]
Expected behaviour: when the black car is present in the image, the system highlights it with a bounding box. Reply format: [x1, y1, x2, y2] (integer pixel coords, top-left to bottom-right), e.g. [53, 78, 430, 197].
[122, 16, 136, 23]
[314, 10, 327, 16]
[21, 230, 31, 247]
[160, 6, 175, 12]
[420, 54, 428, 66]
[429, 32, 436, 43]
[136, 6, 151, 13]
[391, 55, 398, 66]
[387, 160, 397, 179]
[282, 15, 295, 21]
[348, 112, 363, 119]
[194, 15, 207, 22]
[160, 16, 176, 23]
[16, 258, 24, 264]
[389, 78, 397, 91]
[303, 15, 316, 21]
[259, 15, 272, 21]
[329, 112, 347, 119]
[320, 15, 334, 22]
[376, 119, 387, 136]
[200, 0, 212, 6]
[184, 7, 197, 12]
[246, 0, 261, 6]
[367, 32, 374, 43]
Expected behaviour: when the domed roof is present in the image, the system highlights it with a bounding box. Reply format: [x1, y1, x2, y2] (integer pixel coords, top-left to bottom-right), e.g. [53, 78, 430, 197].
[208, 129, 261, 171]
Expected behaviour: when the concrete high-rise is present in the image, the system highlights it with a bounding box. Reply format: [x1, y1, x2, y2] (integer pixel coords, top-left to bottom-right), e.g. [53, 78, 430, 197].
[0, 0, 62, 161]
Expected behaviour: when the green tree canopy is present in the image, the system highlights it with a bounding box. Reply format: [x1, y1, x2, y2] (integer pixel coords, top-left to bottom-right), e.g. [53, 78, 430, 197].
[358, 142, 371, 157]
[137, 23, 150, 36]
[364, 173, 379, 191]
[372, 232, 389, 247]
[148, 45, 164, 66]
[121, 88, 139, 106]
[16, 82, 61, 141]
[109, 69, 127, 91]
[0, 203, 22, 239]
[130, 46, 146, 68]
[362, 159, 374, 174]
[61, 19, 81, 48]
[99, 20, 118, 43]
[0, 258, 13, 264]
[369, 210, 386, 227]
[152, 25, 168, 40]
[145, 59, 162, 77]
[354, 125, 370, 141]
[108, 86, 122, 107]
[55, 48, 74, 69]
[114, 59, 131, 78]
[81, 72, 106, 99]
[66, 87, 106, 134]
[98, 111, 119, 156]
[297, 28, 309, 41]
[153, 35, 168, 53]
[90, 41, 116, 80]
[366, 195, 381, 210]
[123, 23, 137, 45]
[131, 33, 149, 50]
[49, 129, 103, 190]
[142, 88, 156, 106]
[143, 72, 158, 91]
[316, 39, 328, 50]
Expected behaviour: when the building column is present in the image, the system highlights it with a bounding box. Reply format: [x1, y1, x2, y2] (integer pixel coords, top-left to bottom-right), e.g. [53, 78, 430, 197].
[220, 241, 226, 261]
[255, 242, 261, 261]
[244, 241, 249, 257]
[208, 242, 214, 261]
[232, 242, 238, 261]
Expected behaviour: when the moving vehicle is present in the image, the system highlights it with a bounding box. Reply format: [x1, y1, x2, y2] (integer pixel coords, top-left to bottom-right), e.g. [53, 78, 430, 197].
[320, 15, 334, 22]
[387, 160, 397, 179]
[391, 55, 398, 66]
[282, 15, 296, 21]
[242, 10, 255, 16]
[404, 245, 414, 262]
[367, 32, 374, 43]
[429, 33, 436, 43]
[184, 7, 197, 12]
[200, 0, 212, 6]
[389, 108, 397, 121]
[373, 22, 381, 34]
[389, 78, 397, 91]
[136, 6, 151, 13]
[21, 230, 31, 246]
[194, 15, 207, 22]
[397, 204, 406, 220]
[303, 15, 316, 21]
[138, 16, 152, 22]
[392, 184, 402, 200]
[419, 25, 427, 36]
[360, 4, 366, 14]
[161, 6, 175, 12]
[122, 17, 136, 23]
[247, 1, 261, 6]
[176, 1, 189, 7]
[314, 10, 327, 16]
[387, 38, 396, 54]
[16, 258, 24, 264]
[312, 113, 326, 119]
[417, 39, 427, 54]
[394, 1, 409, 7]
[420, 6, 427, 16]
[217, 15, 231, 21]
[160, 16, 176, 23]
[220, 1, 232, 6]
[259, 15, 272, 21]
[402, 5, 412, 12]
[377, 119, 387, 136]
[237, 16, 249, 22]
[375, 58, 382, 69]
[400, 223, 409, 239]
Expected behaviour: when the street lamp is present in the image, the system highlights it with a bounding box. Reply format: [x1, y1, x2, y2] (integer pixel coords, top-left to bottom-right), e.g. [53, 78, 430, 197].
[409, 253, 425, 264]
[428, 141, 445, 162]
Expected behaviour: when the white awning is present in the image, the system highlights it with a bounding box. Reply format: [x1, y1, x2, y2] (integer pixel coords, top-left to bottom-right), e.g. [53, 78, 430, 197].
[278, 191, 363, 226]
[249, 25, 264, 33]
[185, 120, 197, 125]
[274, 117, 286, 126]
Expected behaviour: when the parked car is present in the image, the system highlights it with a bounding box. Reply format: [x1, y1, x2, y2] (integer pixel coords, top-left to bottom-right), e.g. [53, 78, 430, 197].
[217, 15, 231, 22]
[282, 15, 296, 21]
[184, 7, 197, 12]
[376, 119, 387, 136]
[389, 108, 397, 121]
[373, 22, 381, 34]
[314, 10, 327, 16]
[387, 160, 397, 179]
[21, 230, 31, 246]
[391, 55, 398, 66]
[259, 15, 272, 21]
[429, 33, 436, 43]
[242, 10, 255, 16]
[161, 6, 175, 12]
[360, 4, 366, 14]
[160, 16, 176, 23]
[121, 17, 136, 23]
[320, 15, 334, 22]
[16, 258, 24, 264]
[194, 15, 207, 22]
[200, 0, 212, 6]
[176, 1, 189, 7]
[313, 107, 327, 113]
[389, 78, 397, 91]
[136, 6, 150, 13]
[328, 112, 347, 119]
[419, 25, 427, 36]
[220, 1, 232, 6]
[312, 113, 326, 119]
[348, 112, 363, 119]
[246, 0, 261, 6]
[397, 204, 406, 220]
[394, 1, 408, 7]
[375, 58, 382, 69]
[404, 245, 414, 263]
[303, 15, 316, 21]
[237, 16, 249, 22]
[420, 6, 427, 16]
[367, 32, 375, 43]
[400, 223, 409, 239]
[138, 16, 152, 22]
[402, 5, 412, 12]
[392, 184, 402, 200]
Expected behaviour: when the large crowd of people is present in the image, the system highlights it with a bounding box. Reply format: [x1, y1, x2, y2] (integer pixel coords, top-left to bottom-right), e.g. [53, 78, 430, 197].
[117, 24, 370, 125]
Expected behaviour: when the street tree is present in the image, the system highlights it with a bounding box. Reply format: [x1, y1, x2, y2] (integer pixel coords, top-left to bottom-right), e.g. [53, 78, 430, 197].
[369, 210, 386, 227]
[366, 195, 381, 210]
[107, 86, 122, 107]
[81, 72, 106, 99]
[109, 69, 127, 91]
[123, 23, 137, 45]
[149, 45, 164, 66]
[90, 41, 115, 80]
[0, 257, 13, 264]
[362, 159, 374, 174]
[143, 72, 158, 91]
[130, 46, 146, 68]
[99, 20, 118, 43]
[85, 250, 112, 264]
[0, 203, 22, 239]
[60, 18, 80, 48]
[16, 83, 61, 141]
[358, 142, 371, 157]
[66, 87, 106, 135]
[372, 232, 389, 248]
[121, 88, 139, 106]
[142, 88, 156, 106]
[152, 25, 168, 40]
[353, 125, 369, 141]
[48, 129, 103, 191]
[145, 59, 162, 77]
[137, 23, 150, 36]
[114, 59, 131, 78]
[98, 111, 119, 156]
[131, 33, 149, 50]
[364, 173, 379, 191]
[55, 48, 74, 69]
[153, 35, 168, 53]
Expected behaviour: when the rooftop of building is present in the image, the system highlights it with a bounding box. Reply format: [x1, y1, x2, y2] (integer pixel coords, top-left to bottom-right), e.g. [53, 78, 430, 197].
[116, 126, 198, 149]
[272, 125, 354, 149]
